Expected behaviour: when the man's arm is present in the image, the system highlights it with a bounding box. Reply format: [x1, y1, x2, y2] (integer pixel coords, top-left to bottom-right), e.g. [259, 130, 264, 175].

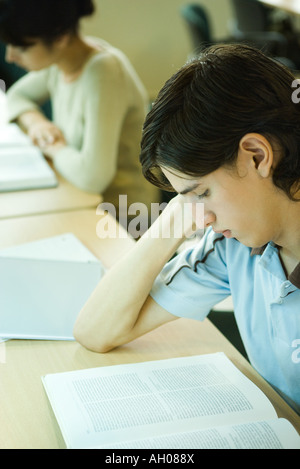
[73, 195, 198, 352]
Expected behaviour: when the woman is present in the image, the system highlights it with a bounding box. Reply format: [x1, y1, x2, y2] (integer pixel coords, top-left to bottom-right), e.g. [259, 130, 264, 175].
[0, 0, 158, 216]
[74, 44, 300, 415]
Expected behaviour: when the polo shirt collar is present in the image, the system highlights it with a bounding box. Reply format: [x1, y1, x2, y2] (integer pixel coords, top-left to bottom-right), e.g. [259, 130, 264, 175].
[251, 243, 300, 289]
[251, 246, 267, 256]
[289, 263, 300, 289]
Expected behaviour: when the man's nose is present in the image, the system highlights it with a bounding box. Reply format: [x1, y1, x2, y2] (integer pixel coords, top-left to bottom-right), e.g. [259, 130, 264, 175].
[204, 211, 216, 228]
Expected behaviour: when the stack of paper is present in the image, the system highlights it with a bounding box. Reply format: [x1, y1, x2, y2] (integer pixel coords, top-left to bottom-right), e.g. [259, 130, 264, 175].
[0, 123, 57, 191]
[0, 233, 104, 340]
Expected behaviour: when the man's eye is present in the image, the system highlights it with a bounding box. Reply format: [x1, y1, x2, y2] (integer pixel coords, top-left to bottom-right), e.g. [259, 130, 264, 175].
[197, 190, 209, 199]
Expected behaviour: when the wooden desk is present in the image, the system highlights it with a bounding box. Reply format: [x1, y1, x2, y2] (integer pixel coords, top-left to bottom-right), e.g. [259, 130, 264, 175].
[0, 210, 299, 448]
[0, 208, 134, 268]
[259, 0, 300, 15]
[0, 170, 101, 220]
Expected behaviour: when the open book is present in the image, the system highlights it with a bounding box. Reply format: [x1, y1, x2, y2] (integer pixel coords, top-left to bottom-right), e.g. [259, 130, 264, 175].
[0, 123, 57, 191]
[42, 353, 300, 449]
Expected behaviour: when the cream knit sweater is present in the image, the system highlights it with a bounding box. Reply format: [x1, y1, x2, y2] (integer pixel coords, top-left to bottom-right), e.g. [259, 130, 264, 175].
[6, 38, 159, 211]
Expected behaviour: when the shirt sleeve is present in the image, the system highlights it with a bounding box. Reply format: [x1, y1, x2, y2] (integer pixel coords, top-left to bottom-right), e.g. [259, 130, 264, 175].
[6, 69, 51, 121]
[52, 52, 133, 194]
[150, 229, 231, 320]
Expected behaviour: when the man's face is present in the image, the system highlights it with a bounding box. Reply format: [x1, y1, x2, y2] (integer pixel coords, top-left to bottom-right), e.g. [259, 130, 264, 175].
[161, 149, 283, 249]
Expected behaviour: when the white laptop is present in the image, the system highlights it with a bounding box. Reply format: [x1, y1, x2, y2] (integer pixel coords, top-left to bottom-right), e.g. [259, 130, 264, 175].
[0, 123, 57, 192]
[0, 233, 104, 340]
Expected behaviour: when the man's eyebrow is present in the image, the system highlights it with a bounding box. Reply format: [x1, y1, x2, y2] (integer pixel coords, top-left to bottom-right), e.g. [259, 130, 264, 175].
[179, 183, 200, 195]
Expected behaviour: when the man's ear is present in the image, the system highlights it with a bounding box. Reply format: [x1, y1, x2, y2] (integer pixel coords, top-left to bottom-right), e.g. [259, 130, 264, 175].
[238, 133, 274, 178]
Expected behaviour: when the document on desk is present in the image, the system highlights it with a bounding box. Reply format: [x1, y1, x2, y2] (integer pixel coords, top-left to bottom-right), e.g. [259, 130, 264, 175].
[0, 233, 104, 340]
[42, 352, 300, 449]
[0, 123, 57, 192]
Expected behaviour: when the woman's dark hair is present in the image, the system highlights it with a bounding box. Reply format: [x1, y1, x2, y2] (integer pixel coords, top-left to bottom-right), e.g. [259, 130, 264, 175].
[0, 0, 95, 46]
[140, 43, 300, 200]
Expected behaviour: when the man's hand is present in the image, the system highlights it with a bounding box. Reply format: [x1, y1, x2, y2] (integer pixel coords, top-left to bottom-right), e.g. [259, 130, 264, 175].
[152, 194, 204, 241]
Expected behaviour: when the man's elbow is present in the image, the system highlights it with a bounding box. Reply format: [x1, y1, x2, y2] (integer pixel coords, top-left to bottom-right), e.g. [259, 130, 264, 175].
[73, 323, 116, 354]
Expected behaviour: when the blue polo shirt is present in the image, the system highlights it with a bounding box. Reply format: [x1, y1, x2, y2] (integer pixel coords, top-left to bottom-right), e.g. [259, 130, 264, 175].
[150, 228, 300, 414]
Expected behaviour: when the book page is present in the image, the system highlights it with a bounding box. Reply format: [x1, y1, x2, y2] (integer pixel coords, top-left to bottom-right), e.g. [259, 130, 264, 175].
[95, 419, 300, 449]
[0, 233, 102, 264]
[0, 146, 57, 191]
[0, 123, 31, 147]
[43, 353, 280, 449]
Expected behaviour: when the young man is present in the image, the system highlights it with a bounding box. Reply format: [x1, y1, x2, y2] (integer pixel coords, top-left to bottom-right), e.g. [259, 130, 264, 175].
[74, 44, 300, 414]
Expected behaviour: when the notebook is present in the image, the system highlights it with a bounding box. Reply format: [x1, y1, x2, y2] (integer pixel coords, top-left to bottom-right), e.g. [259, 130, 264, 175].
[0, 233, 104, 340]
[0, 123, 57, 192]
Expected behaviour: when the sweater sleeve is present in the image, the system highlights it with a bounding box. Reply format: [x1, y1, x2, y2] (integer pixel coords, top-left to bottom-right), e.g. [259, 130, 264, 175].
[6, 69, 51, 121]
[52, 53, 131, 194]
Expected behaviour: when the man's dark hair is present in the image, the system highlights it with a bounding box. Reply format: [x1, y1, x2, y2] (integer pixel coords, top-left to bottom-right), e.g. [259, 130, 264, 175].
[140, 44, 300, 200]
[0, 0, 95, 46]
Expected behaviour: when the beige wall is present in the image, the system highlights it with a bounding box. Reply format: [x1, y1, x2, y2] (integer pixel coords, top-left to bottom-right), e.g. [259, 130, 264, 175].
[82, 0, 233, 99]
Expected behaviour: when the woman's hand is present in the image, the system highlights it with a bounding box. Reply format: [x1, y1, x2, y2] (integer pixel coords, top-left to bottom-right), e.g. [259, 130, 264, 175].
[17, 110, 66, 157]
[28, 119, 66, 149]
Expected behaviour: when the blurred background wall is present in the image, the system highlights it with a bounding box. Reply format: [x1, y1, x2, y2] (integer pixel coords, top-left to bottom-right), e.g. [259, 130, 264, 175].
[81, 0, 233, 99]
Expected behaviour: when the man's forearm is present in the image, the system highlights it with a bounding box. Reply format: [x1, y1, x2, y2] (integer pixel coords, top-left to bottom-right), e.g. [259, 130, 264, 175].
[73, 196, 195, 351]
